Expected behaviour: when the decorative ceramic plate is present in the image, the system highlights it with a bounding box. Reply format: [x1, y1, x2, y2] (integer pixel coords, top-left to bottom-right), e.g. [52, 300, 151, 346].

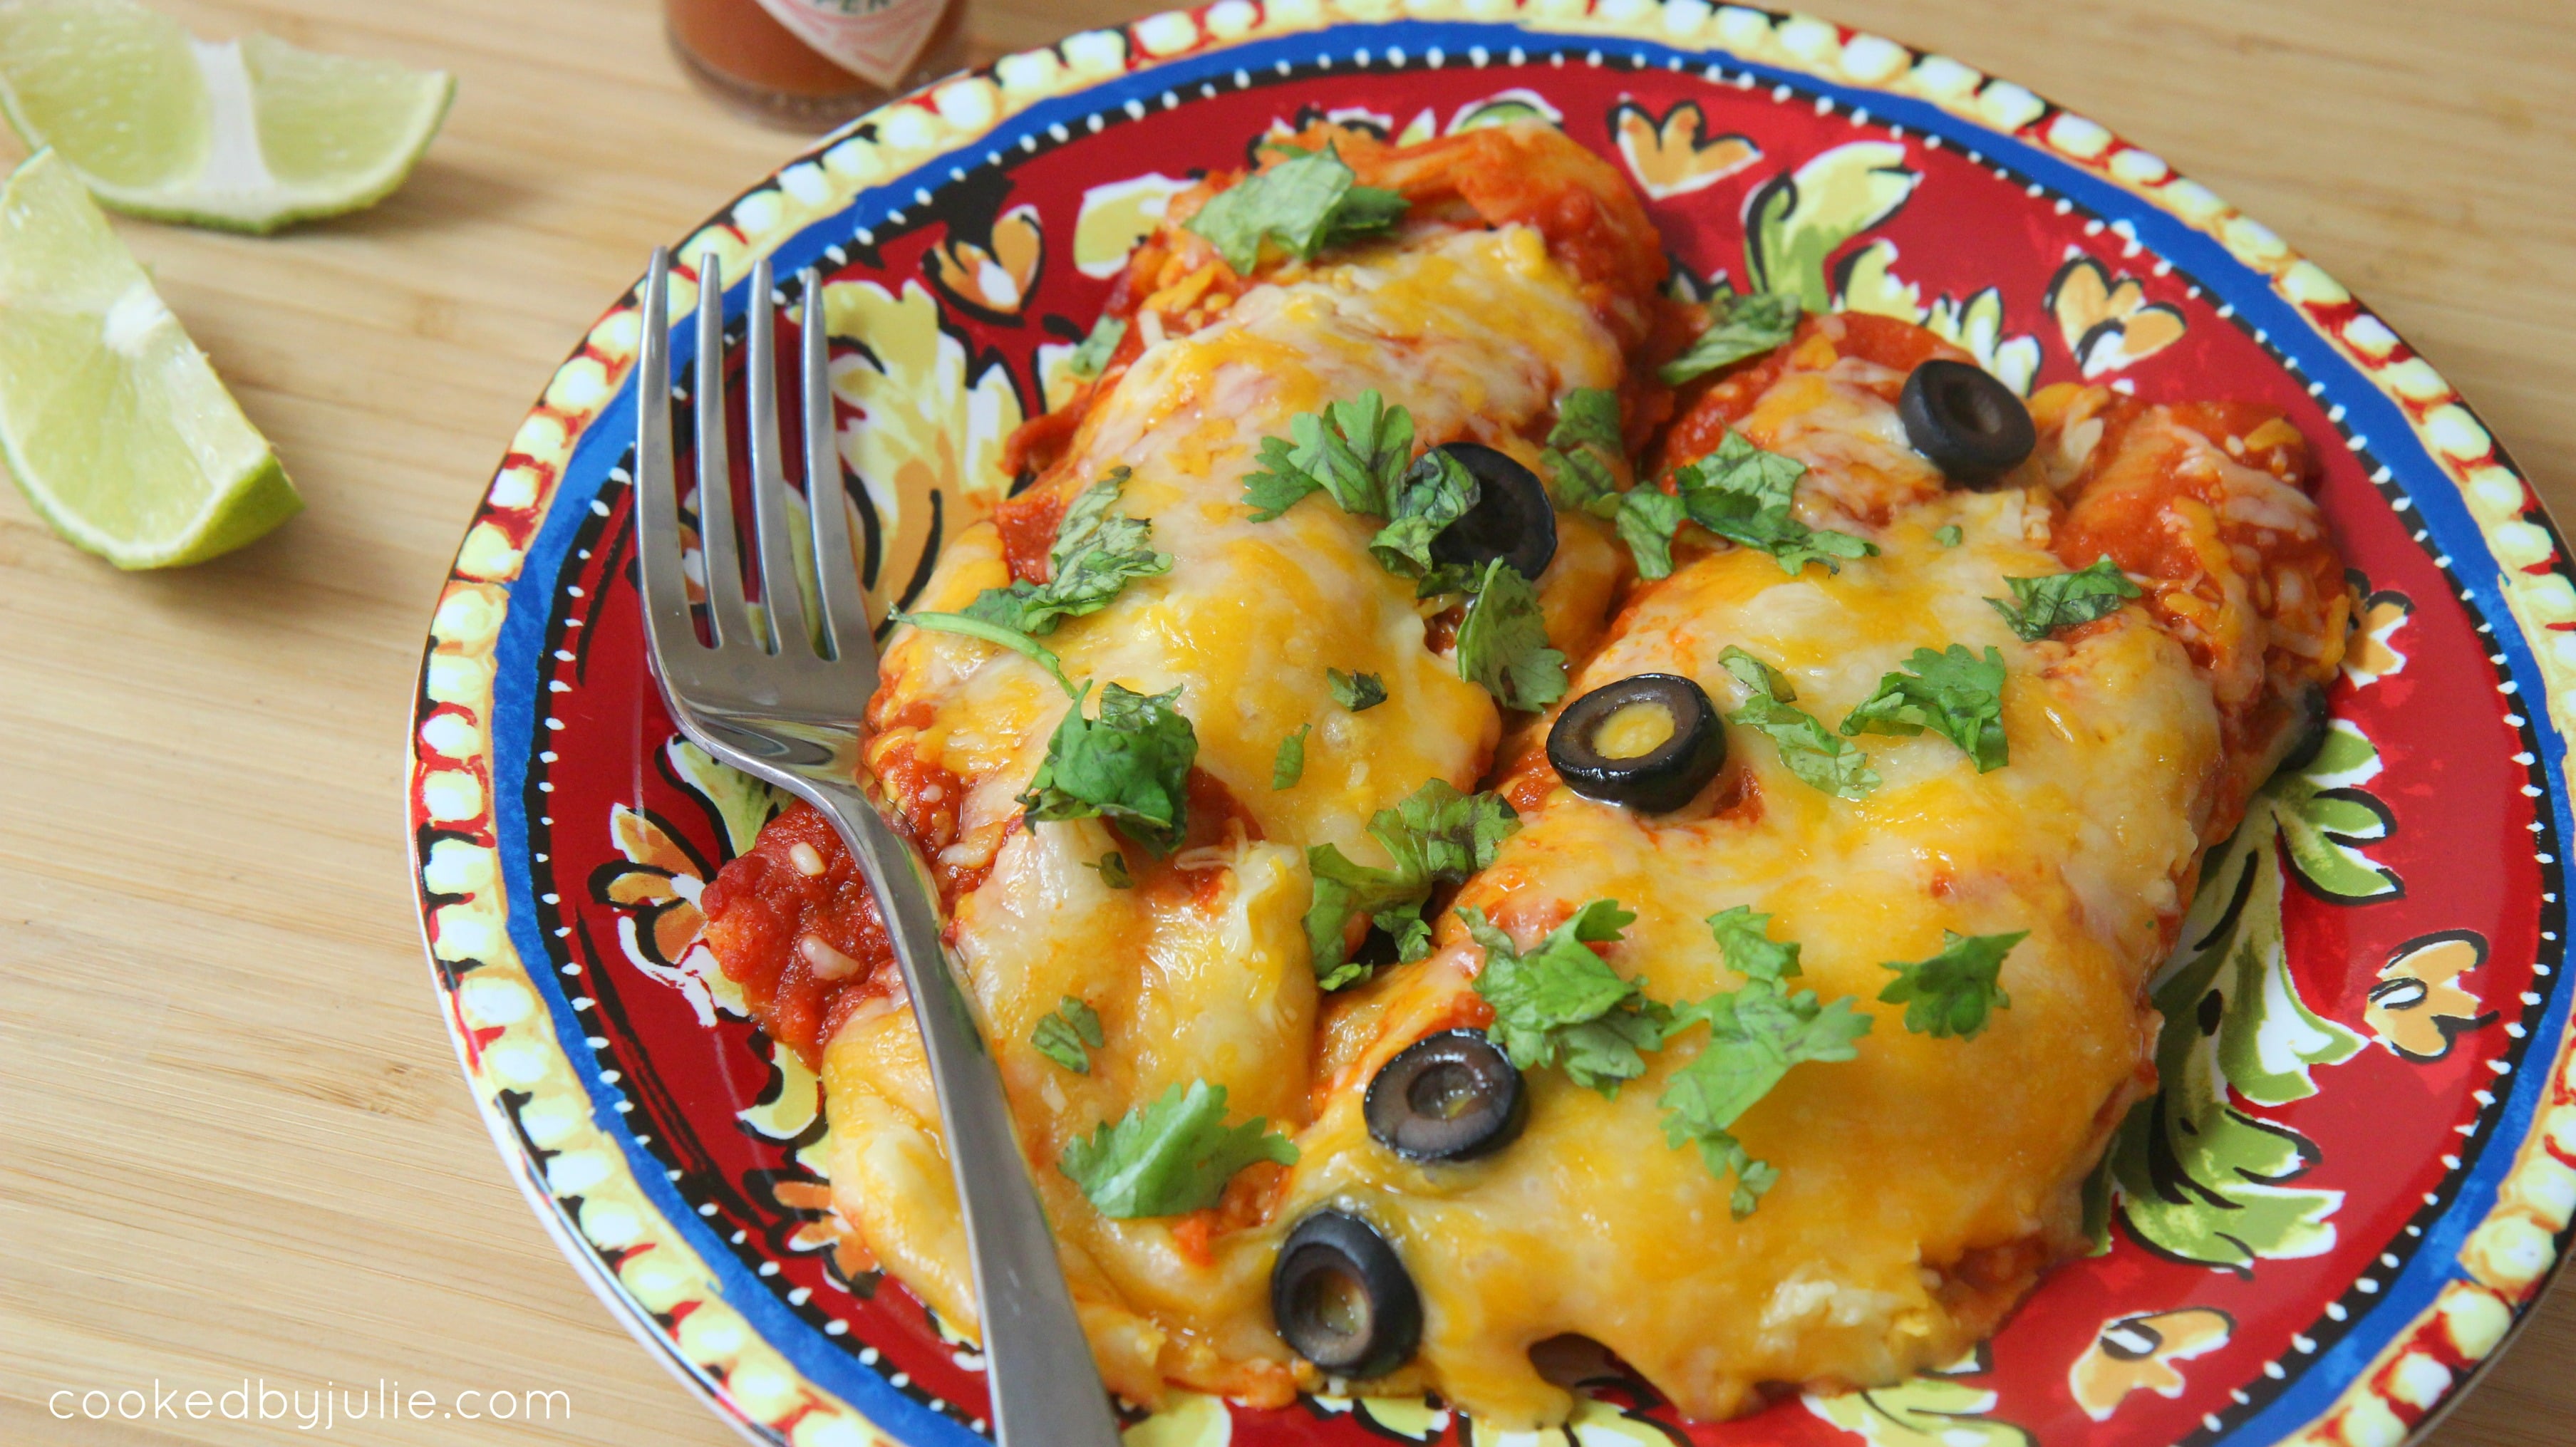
[405, 5, 2576, 1445]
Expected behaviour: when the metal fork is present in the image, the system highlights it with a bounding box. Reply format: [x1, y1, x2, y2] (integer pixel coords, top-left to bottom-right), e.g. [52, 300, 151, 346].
[634, 248, 1122, 1447]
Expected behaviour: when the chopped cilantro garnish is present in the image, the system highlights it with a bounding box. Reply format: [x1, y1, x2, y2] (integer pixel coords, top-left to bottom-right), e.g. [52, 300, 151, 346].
[1305, 779, 1519, 989]
[1184, 144, 1408, 274]
[1467, 899, 1672, 1097]
[896, 608, 1077, 697]
[1935, 524, 1963, 548]
[1066, 314, 1127, 378]
[1243, 388, 1416, 523]
[1660, 907, 1871, 1217]
[1085, 849, 1134, 888]
[1272, 724, 1310, 789]
[958, 469, 1169, 638]
[1368, 445, 1479, 584]
[1987, 557, 2141, 640]
[1056, 1079, 1298, 1218]
[902, 471, 1164, 696]
[1611, 487, 1690, 581]
[1020, 681, 1199, 857]
[1241, 390, 1498, 595]
[1454, 558, 1568, 711]
[1705, 903, 1803, 984]
[1541, 386, 1625, 513]
[1719, 645, 1880, 799]
[1675, 431, 1878, 576]
[1841, 645, 2009, 772]
[1032, 996, 1106, 1073]
[1551, 386, 1625, 455]
[1538, 388, 1703, 584]
[1658, 289, 1801, 385]
[1717, 644, 1798, 703]
[1329, 668, 1387, 712]
[1878, 930, 2026, 1039]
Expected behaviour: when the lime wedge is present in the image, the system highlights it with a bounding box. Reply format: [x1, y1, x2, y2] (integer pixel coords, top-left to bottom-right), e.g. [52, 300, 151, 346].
[0, 0, 453, 233]
[0, 149, 299, 568]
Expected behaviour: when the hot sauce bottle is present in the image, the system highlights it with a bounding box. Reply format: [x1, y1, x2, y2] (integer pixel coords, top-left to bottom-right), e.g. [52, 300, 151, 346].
[667, 0, 969, 128]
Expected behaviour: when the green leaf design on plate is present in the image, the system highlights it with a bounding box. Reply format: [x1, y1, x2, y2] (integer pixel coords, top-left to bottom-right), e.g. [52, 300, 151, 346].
[2091, 721, 2389, 1270]
[1803, 1354, 2034, 1446]
[1743, 142, 1920, 311]
[667, 737, 788, 856]
[2267, 720, 2401, 901]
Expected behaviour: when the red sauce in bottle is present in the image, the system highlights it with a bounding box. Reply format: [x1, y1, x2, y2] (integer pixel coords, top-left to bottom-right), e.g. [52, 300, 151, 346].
[665, 0, 968, 128]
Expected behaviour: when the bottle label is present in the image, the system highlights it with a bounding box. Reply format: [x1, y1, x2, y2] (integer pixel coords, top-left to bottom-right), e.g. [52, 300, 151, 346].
[747, 0, 948, 89]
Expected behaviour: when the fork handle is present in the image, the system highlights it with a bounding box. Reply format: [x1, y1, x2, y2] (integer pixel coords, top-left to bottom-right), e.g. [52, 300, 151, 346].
[801, 780, 1126, 1447]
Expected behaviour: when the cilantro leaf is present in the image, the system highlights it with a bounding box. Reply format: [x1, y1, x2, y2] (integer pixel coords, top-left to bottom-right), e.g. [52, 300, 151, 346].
[1658, 907, 1869, 1215]
[1032, 996, 1106, 1073]
[897, 609, 1077, 697]
[1612, 487, 1690, 581]
[1454, 558, 1567, 711]
[1272, 724, 1310, 790]
[1658, 289, 1801, 385]
[1541, 388, 1699, 583]
[1184, 144, 1409, 274]
[957, 469, 1170, 638]
[1085, 849, 1134, 888]
[1243, 389, 1416, 522]
[1467, 900, 1672, 1096]
[1329, 668, 1387, 712]
[1368, 445, 1479, 583]
[1840, 645, 2009, 772]
[1706, 904, 1801, 985]
[1734, 694, 1878, 798]
[1066, 314, 1127, 378]
[1660, 971, 1870, 1217]
[1057, 1079, 1298, 1218]
[1020, 682, 1199, 856]
[1719, 645, 1881, 799]
[1243, 394, 1491, 594]
[1717, 643, 1797, 702]
[1305, 779, 1519, 989]
[1544, 435, 1619, 516]
[1878, 929, 2026, 1039]
[1987, 557, 2141, 640]
[1675, 430, 1878, 576]
[1550, 387, 1625, 455]
[1678, 1134, 1781, 1219]
[1935, 524, 1963, 548]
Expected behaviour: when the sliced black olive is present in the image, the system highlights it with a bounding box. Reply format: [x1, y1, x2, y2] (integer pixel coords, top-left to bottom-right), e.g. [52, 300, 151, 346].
[1428, 442, 1558, 581]
[1900, 359, 2037, 486]
[2273, 680, 2333, 776]
[1365, 1029, 1526, 1162]
[1547, 673, 1727, 813]
[1271, 1210, 1422, 1379]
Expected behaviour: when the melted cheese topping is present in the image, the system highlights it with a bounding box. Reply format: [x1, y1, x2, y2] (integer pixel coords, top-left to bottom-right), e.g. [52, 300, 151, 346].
[830, 222, 1630, 1404]
[801, 211, 2336, 1419]
[869, 224, 1624, 881]
[1592, 700, 1675, 759]
[1286, 490, 2208, 1422]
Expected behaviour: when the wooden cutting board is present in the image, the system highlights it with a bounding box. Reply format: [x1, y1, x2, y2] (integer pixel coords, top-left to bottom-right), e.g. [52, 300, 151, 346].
[0, 1, 2567, 1442]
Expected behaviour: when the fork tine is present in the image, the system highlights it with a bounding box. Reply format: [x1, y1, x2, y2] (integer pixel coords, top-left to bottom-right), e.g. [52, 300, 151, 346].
[693, 252, 757, 650]
[745, 256, 811, 658]
[801, 266, 876, 677]
[634, 249, 699, 666]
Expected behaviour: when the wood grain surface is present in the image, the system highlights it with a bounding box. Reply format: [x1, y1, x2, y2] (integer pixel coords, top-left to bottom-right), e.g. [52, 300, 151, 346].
[1, 1, 2568, 1442]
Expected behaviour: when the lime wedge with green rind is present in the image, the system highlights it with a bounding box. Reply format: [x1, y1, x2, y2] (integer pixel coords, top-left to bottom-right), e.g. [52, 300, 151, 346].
[0, 0, 453, 233]
[0, 148, 299, 568]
